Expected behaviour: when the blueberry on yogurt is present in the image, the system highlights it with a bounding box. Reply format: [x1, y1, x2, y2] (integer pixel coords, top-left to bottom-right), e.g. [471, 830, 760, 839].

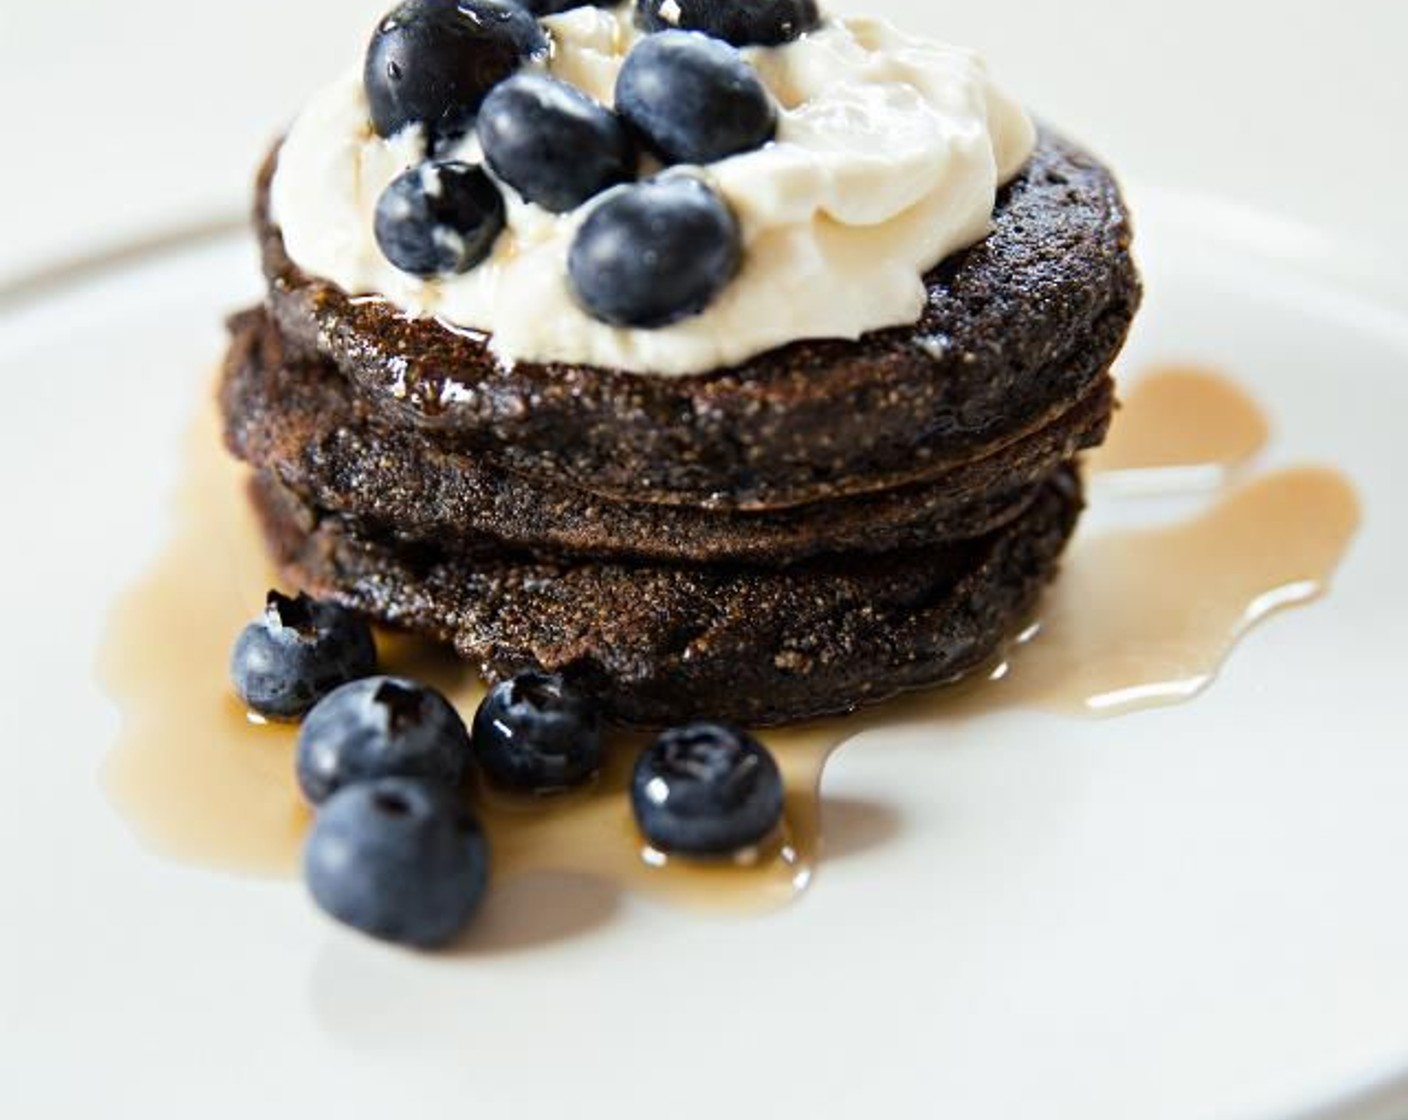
[615, 30, 777, 165]
[230, 591, 378, 720]
[516, 0, 615, 13]
[636, 0, 821, 47]
[304, 778, 489, 948]
[478, 73, 635, 213]
[631, 722, 785, 856]
[374, 161, 506, 276]
[296, 676, 473, 805]
[364, 0, 547, 143]
[568, 175, 742, 328]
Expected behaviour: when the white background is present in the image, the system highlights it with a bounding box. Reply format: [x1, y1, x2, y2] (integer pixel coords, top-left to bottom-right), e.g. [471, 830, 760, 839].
[0, 0, 1405, 281]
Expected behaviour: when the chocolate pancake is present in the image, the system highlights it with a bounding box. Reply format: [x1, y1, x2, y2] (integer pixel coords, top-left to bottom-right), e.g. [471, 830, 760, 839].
[259, 129, 1139, 510]
[249, 466, 1083, 727]
[222, 306, 1111, 565]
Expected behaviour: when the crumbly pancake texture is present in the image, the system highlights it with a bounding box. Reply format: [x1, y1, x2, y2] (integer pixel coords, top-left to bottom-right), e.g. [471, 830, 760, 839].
[251, 467, 1084, 727]
[222, 306, 1110, 565]
[258, 129, 1139, 510]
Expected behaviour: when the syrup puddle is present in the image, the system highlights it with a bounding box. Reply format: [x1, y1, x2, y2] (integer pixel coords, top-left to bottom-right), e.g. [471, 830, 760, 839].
[1088, 365, 1270, 490]
[100, 412, 841, 900]
[101, 366, 1361, 918]
[881, 465, 1360, 722]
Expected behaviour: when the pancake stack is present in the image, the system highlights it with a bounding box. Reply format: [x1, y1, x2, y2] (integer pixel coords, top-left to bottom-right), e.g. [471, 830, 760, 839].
[221, 130, 1139, 726]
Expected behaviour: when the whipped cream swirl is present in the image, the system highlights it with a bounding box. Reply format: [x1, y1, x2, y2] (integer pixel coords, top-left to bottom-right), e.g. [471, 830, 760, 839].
[271, 5, 1035, 376]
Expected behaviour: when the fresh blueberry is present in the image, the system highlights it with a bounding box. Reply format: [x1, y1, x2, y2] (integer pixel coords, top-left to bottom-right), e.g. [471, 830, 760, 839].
[304, 778, 489, 949]
[636, 0, 821, 48]
[568, 176, 741, 328]
[374, 161, 506, 276]
[297, 676, 472, 805]
[631, 722, 784, 856]
[471, 671, 603, 791]
[478, 73, 635, 213]
[616, 31, 776, 165]
[230, 591, 377, 720]
[515, 0, 613, 12]
[364, 0, 548, 144]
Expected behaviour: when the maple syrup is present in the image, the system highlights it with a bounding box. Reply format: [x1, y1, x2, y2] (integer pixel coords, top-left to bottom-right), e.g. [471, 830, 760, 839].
[101, 366, 1361, 919]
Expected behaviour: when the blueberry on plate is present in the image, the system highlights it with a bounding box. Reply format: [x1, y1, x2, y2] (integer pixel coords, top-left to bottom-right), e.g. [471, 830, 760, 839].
[365, 0, 548, 143]
[297, 676, 472, 805]
[631, 722, 784, 856]
[568, 175, 742, 328]
[616, 30, 777, 165]
[230, 591, 377, 721]
[478, 73, 635, 213]
[305, 777, 489, 949]
[471, 671, 603, 791]
[374, 161, 506, 276]
[636, 0, 821, 48]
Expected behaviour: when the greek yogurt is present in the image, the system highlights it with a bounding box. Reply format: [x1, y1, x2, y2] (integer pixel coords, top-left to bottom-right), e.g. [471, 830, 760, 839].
[271, 4, 1035, 376]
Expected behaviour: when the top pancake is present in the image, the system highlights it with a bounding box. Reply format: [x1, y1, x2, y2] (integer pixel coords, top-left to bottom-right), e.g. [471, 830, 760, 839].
[259, 129, 1139, 511]
[222, 305, 1112, 564]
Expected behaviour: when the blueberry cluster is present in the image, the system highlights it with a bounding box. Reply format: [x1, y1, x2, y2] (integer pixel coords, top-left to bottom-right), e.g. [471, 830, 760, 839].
[363, 0, 818, 329]
[230, 590, 784, 948]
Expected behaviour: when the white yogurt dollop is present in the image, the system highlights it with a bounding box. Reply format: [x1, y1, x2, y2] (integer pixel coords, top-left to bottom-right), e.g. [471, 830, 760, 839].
[271, 5, 1035, 376]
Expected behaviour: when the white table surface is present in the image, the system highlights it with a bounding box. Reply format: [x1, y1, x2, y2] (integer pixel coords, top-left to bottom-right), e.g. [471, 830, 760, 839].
[2, 4, 1406, 1120]
[0, 0, 1404, 284]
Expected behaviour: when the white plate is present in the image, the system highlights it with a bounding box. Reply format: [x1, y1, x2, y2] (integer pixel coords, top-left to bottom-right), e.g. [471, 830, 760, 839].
[1, 186, 1406, 1120]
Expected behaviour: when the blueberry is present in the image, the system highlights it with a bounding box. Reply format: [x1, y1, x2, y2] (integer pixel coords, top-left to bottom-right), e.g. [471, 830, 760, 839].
[296, 676, 472, 805]
[568, 176, 741, 328]
[515, 0, 612, 12]
[304, 778, 489, 949]
[374, 161, 506, 276]
[636, 0, 821, 48]
[364, 0, 548, 143]
[478, 73, 635, 213]
[631, 723, 784, 856]
[616, 31, 776, 166]
[471, 671, 603, 791]
[230, 591, 377, 720]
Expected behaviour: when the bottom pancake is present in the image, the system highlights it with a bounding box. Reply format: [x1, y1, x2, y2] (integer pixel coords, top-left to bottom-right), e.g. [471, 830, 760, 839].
[250, 466, 1084, 727]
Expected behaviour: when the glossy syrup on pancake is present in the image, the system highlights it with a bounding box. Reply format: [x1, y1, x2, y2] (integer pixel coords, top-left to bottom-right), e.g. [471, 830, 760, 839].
[100, 366, 1360, 921]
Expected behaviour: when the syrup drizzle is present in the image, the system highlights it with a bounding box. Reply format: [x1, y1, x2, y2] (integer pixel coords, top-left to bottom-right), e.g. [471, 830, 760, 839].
[100, 366, 1361, 917]
[1089, 365, 1270, 481]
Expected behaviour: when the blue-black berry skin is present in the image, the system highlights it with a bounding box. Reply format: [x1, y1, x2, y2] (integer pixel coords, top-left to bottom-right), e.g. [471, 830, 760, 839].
[375, 161, 506, 276]
[631, 723, 784, 856]
[365, 0, 548, 143]
[230, 591, 378, 721]
[479, 73, 636, 213]
[568, 175, 742, 328]
[304, 778, 489, 949]
[471, 672, 603, 791]
[517, 0, 614, 13]
[297, 677, 473, 805]
[636, 0, 821, 48]
[615, 31, 776, 166]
